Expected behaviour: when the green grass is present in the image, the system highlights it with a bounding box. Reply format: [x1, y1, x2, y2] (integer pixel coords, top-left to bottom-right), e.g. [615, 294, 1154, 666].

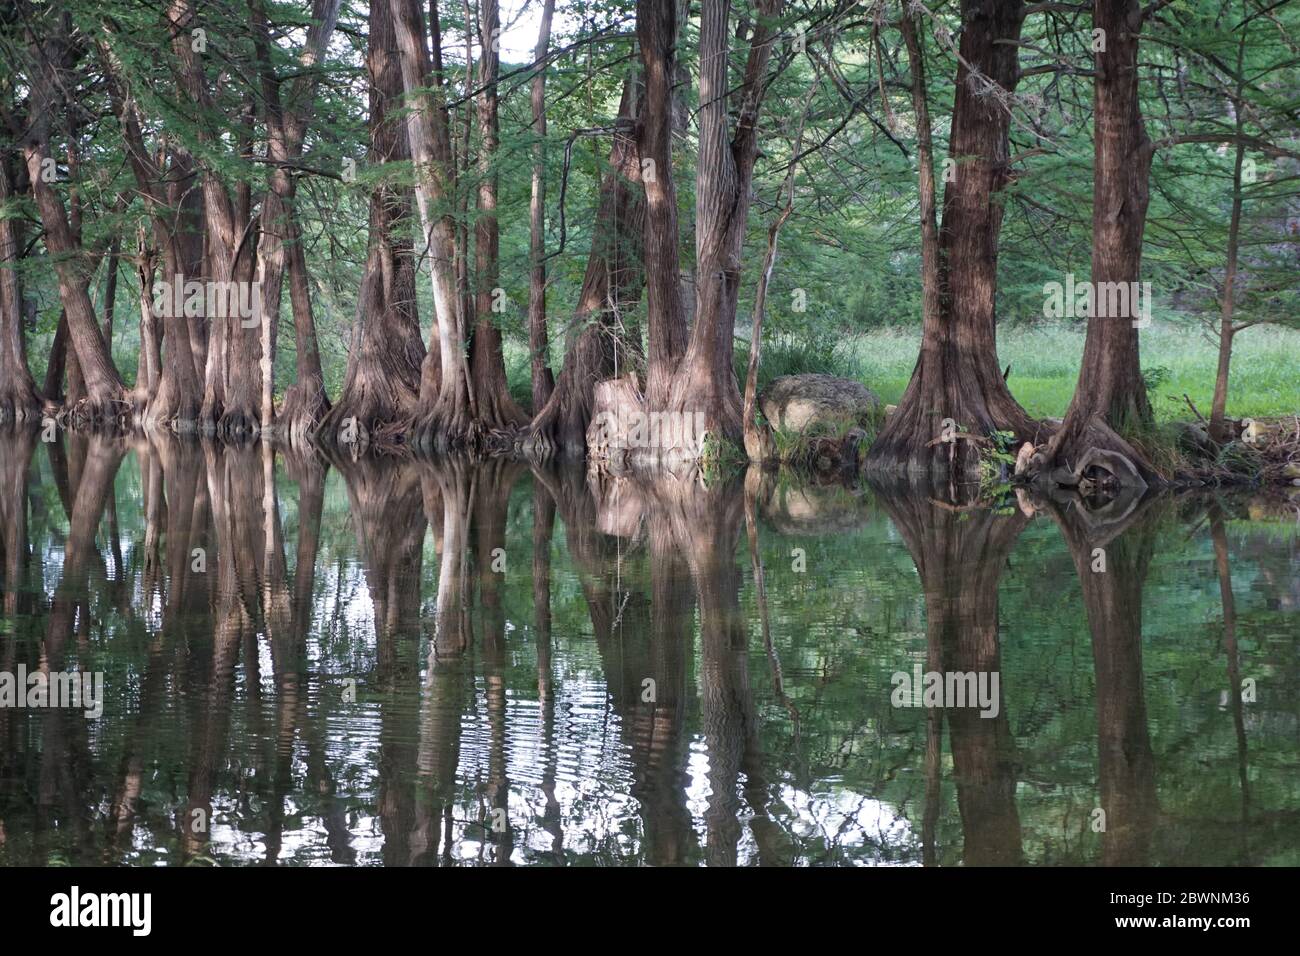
[842, 321, 1300, 422]
[503, 320, 1297, 426]
[732, 335, 859, 392]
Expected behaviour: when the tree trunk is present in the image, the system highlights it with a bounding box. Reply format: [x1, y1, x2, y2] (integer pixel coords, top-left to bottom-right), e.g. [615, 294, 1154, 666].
[469, 0, 528, 435]
[252, 0, 341, 443]
[0, 156, 42, 422]
[21, 141, 125, 422]
[254, 186, 287, 440]
[636, 0, 689, 410]
[134, 245, 163, 415]
[390, 0, 477, 450]
[164, 0, 260, 436]
[867, 0, 1037, 478]
[250, 2, 290, 439]
[528, 0, 557, 411]
[11, 24, 121, 422]
[1040, 0, 1156, 483]
[1209, 320, 1235, 444]
[655, 0, 781, 458]
[278, 219, 331, 442]
[1209, 76, 1249, 443]
[65, 321, 87, 409]
[102, 66, 205, 430]
[526, 82, 646, 456]
[43, 313, 68, 404]
[65, 138, 88, 412]
[101, 237, 119, 350]
[172, 157, 209, 383]
[320, 0, 425, 449]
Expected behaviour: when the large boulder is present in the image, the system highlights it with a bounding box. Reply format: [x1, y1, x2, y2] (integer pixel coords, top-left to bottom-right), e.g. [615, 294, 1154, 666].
[758, 374, 880, 433]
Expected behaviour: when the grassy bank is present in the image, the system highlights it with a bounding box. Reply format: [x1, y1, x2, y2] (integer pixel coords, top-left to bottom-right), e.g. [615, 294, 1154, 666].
[843, 321, 1300, 423]
[505, 319, 1297, 427]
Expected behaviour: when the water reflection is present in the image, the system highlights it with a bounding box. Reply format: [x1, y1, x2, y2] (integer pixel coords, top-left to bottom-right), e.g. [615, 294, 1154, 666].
[876, 491, 1028, 866]
[0, 429, 1296, 866]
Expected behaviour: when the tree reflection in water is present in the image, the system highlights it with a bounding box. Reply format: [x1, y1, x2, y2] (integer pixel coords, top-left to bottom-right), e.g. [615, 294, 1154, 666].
[0, 431, 1295, 866]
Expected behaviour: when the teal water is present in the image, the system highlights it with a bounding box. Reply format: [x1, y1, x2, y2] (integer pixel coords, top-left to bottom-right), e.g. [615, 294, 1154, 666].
[0, 431, 1296, 866]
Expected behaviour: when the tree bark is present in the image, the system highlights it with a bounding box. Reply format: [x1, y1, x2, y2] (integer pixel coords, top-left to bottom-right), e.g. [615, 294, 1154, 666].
[1040, 0, 1156, 482]
[867, 0, 1037, 478]
[320, 0, 426, 449]
[526, 82, 645, 456]
[1208, 28, 1251, 445]
[43, 313, 69, 405]
[21, 140, 126, 421]
[165, 0, 261, 436]
[0, 156, 42, 422]
[528, 0, 557, 411]
[101, 61, 204, 430]
[469, 0, 529, 435]
[655, 0, 782, 457]
[636, 0, 689, 410]
[251, 0, 341, 443]
[390, 0, 478, 450]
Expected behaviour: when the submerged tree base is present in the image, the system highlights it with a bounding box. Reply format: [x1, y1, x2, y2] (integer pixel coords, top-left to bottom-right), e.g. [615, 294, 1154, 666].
[584, 374, 739, 471]
[278, 382, 331, 448]
[56, 396, 132, 433]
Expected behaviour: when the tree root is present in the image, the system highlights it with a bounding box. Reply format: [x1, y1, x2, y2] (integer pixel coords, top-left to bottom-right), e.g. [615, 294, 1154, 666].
[1026, 414, 1156, 496]
[58, 396, 131, 432]
[278, 381, 331, 447]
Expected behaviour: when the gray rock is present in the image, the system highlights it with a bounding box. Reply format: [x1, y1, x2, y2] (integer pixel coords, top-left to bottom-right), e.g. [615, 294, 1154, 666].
[758, 374, 880, 433]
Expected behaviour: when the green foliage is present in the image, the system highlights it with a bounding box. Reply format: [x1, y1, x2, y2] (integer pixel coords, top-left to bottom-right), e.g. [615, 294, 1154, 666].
[732, 333, 859, 394]
[3, 0, 1296, 434]
[978, 429, 1019, 497]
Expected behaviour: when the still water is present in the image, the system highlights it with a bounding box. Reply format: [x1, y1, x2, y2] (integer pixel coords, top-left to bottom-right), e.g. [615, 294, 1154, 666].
[0, 431, 1296, 866]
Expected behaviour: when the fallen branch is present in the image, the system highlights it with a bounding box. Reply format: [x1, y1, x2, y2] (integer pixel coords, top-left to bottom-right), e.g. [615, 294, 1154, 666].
[1183, 393, 1208, 426]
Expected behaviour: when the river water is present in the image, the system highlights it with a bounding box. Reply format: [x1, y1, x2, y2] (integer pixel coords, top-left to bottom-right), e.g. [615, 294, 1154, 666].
[0, 431, 1296, 865]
